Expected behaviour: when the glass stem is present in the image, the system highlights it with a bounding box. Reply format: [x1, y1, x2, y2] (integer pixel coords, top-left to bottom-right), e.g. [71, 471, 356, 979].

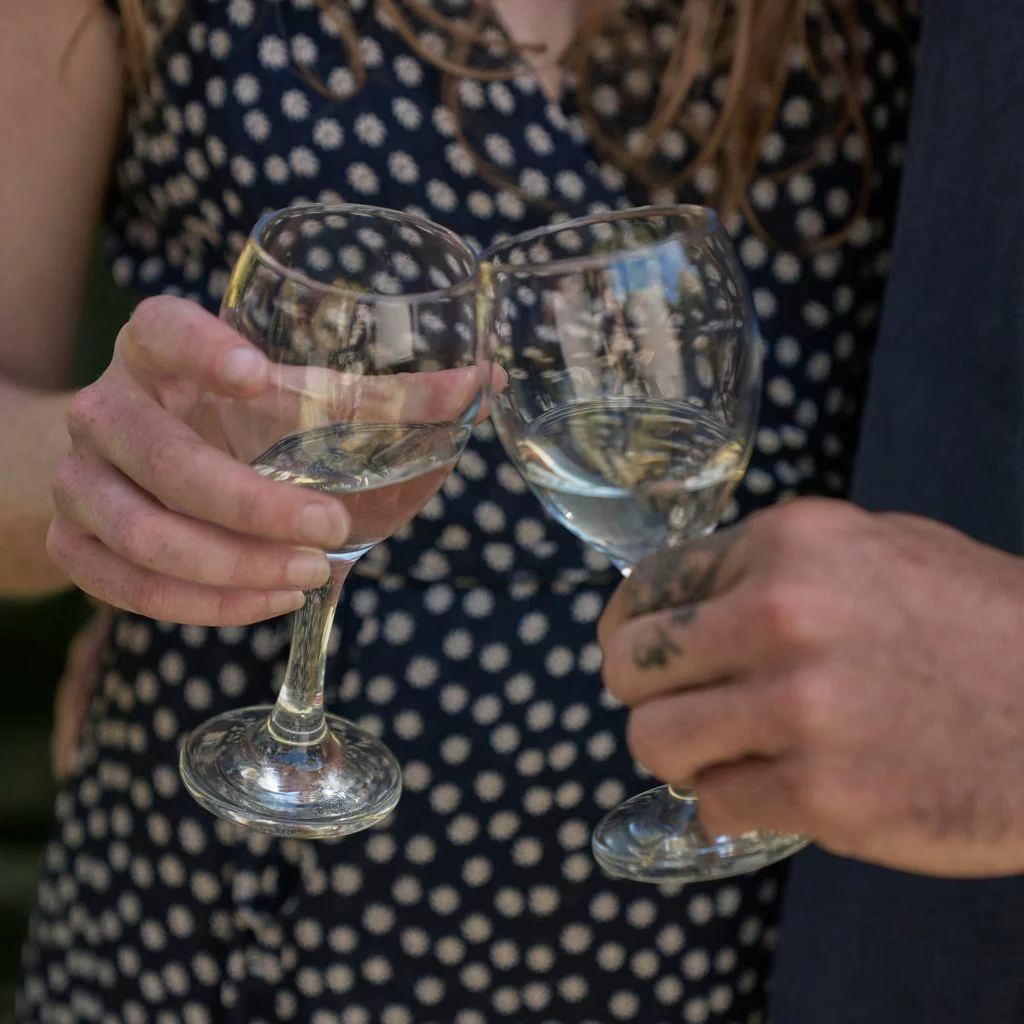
[620, 558, 700, 813]
[619, 555, 699, 811]
[268, 560, 355, 745]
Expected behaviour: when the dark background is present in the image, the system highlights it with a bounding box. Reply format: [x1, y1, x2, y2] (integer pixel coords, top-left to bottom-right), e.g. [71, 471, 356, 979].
[0, 250, 134, 1019]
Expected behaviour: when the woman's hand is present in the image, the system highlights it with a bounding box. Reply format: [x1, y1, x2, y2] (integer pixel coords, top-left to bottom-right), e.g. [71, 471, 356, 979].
[46, 296, 351, 626]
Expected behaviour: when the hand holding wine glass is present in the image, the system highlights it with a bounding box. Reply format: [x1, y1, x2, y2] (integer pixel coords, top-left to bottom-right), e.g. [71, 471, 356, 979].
[47, 295, 351, 626]
[483, 206, 809, 883]
[172, 203, 487, 839]
[52, 202, 488, 838]
[48, 294, 489, 625]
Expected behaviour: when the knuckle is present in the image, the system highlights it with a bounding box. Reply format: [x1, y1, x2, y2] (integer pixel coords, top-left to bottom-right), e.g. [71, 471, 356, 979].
[179, 311, 207, 358]
[768, 497, 867, 551]
[112, 321, 132, 354]
[127, 296, 206, 370]
[625, 707, 671, 780]
[111, 511, 156, 566]
[215, 592, 242, 626]
[218, 547, 253, 588]
[124, 574, 167, 619]
[143, 433, 186, 489]
[772, 497, 836, 536]
[233, 478, 269, 535]
[67, 387, 105, 442]
[119, 572, 146, 614]
[751, 579, 825, 650]
[775, 670, 834, 743]
[216, 589, 258, 627]
[128, 295, 175, 339]
[787, 762, 842, 823]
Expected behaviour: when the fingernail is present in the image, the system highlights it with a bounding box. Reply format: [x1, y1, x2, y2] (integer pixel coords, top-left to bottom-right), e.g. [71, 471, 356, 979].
[285, 550, 331, 589]
[267, 590, 306, 616]
[220, 346, 266, 389]
[297, 501, 349, 548]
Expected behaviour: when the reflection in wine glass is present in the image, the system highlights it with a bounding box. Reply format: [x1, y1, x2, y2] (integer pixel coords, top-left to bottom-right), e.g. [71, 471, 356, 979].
[483, 206, 810, 883]
[179, 204, 487, 839]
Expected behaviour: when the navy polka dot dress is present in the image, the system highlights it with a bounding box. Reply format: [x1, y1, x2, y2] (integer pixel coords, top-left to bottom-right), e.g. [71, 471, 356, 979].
[18, 3, 916, 1022]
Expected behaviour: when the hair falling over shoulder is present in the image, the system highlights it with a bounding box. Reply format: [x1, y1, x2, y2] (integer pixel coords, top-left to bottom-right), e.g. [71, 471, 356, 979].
[111, 0, 900, 246]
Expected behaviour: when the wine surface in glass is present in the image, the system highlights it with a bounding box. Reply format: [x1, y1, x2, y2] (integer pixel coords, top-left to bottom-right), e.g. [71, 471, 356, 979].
[515, 397, 744, 569]
[253, 420, 470, 558]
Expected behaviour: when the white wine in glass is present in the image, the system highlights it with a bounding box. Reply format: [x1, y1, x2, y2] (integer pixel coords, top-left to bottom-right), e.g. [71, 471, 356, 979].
[483, 206, 810, 883]
[179, 203, 487, 840]
[515, 397, 746, 570]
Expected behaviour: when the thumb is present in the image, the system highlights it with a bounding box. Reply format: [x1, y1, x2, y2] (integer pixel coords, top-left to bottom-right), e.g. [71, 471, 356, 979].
[119, 296, 270, 399]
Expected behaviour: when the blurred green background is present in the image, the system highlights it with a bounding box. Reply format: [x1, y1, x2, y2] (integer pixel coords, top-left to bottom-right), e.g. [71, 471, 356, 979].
[0, 248, 134, 1018]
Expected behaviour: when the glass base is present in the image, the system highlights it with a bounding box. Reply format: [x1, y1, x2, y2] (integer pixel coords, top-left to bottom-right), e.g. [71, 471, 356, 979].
[179, 706, 402, 840]
[592, 784, 811, 883]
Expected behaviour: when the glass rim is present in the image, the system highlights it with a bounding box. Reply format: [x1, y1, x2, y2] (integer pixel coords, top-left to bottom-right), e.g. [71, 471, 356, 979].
[480, 204, 721, 277]
[249, 202, 479, 305]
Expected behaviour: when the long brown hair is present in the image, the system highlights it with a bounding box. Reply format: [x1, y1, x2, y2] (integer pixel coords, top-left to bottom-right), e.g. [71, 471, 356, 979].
[112, 0, 896, 247]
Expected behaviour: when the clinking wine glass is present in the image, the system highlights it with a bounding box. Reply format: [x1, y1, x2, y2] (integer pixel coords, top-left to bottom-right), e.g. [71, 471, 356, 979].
[179, 203, 486, 839]
[483, 206, 810, 882]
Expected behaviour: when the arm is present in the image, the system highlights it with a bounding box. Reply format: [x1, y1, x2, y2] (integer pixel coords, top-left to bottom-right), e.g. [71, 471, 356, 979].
[0, 0, 122, 596]
[7, 5, 481, 625]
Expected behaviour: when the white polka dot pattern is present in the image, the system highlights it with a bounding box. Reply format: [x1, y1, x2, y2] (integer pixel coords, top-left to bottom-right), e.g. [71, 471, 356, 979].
[18, 1, 917, 1022]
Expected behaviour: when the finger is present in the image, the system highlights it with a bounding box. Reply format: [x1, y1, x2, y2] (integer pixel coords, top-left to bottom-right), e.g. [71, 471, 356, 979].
[124, 296, 504, 420]
[624, 679, 792, 787]
[54, 452, 331, 591]
[66, 604, 113, 687]
[47, 519, 306, 627]
[52, 606, 112, 780]
[120, 296, 269, 398]
[188, 362, 502, 472]
[598, 522, 750, 643]
[53, 667, 93, 780]
[694, 757, 809, 838]
[601, 588, 752, 705]
[68, 388, 350, 549]
[67, 604, 113, 674]
[53, 678, 89, 781]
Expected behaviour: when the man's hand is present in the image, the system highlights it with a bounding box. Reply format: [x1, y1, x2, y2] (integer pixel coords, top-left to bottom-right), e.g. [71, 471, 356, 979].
[598, 498, 1024, 878]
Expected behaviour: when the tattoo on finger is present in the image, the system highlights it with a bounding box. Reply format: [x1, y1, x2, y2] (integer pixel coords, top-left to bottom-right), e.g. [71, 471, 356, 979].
[633, 625, 682, 670]
[625, 526, 745, 619]
[671, 607, 698, 627]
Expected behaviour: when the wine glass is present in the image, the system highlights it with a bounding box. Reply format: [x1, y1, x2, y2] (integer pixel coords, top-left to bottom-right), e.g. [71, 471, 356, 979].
[179, 203, 486, 839]
[482, 206, 810, 882]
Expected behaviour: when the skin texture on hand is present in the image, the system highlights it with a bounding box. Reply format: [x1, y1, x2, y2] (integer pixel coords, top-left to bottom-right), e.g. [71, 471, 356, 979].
[598, 498, 1024, 879]
[45, 296, 495, 627]
[47, 297, 340, 625]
